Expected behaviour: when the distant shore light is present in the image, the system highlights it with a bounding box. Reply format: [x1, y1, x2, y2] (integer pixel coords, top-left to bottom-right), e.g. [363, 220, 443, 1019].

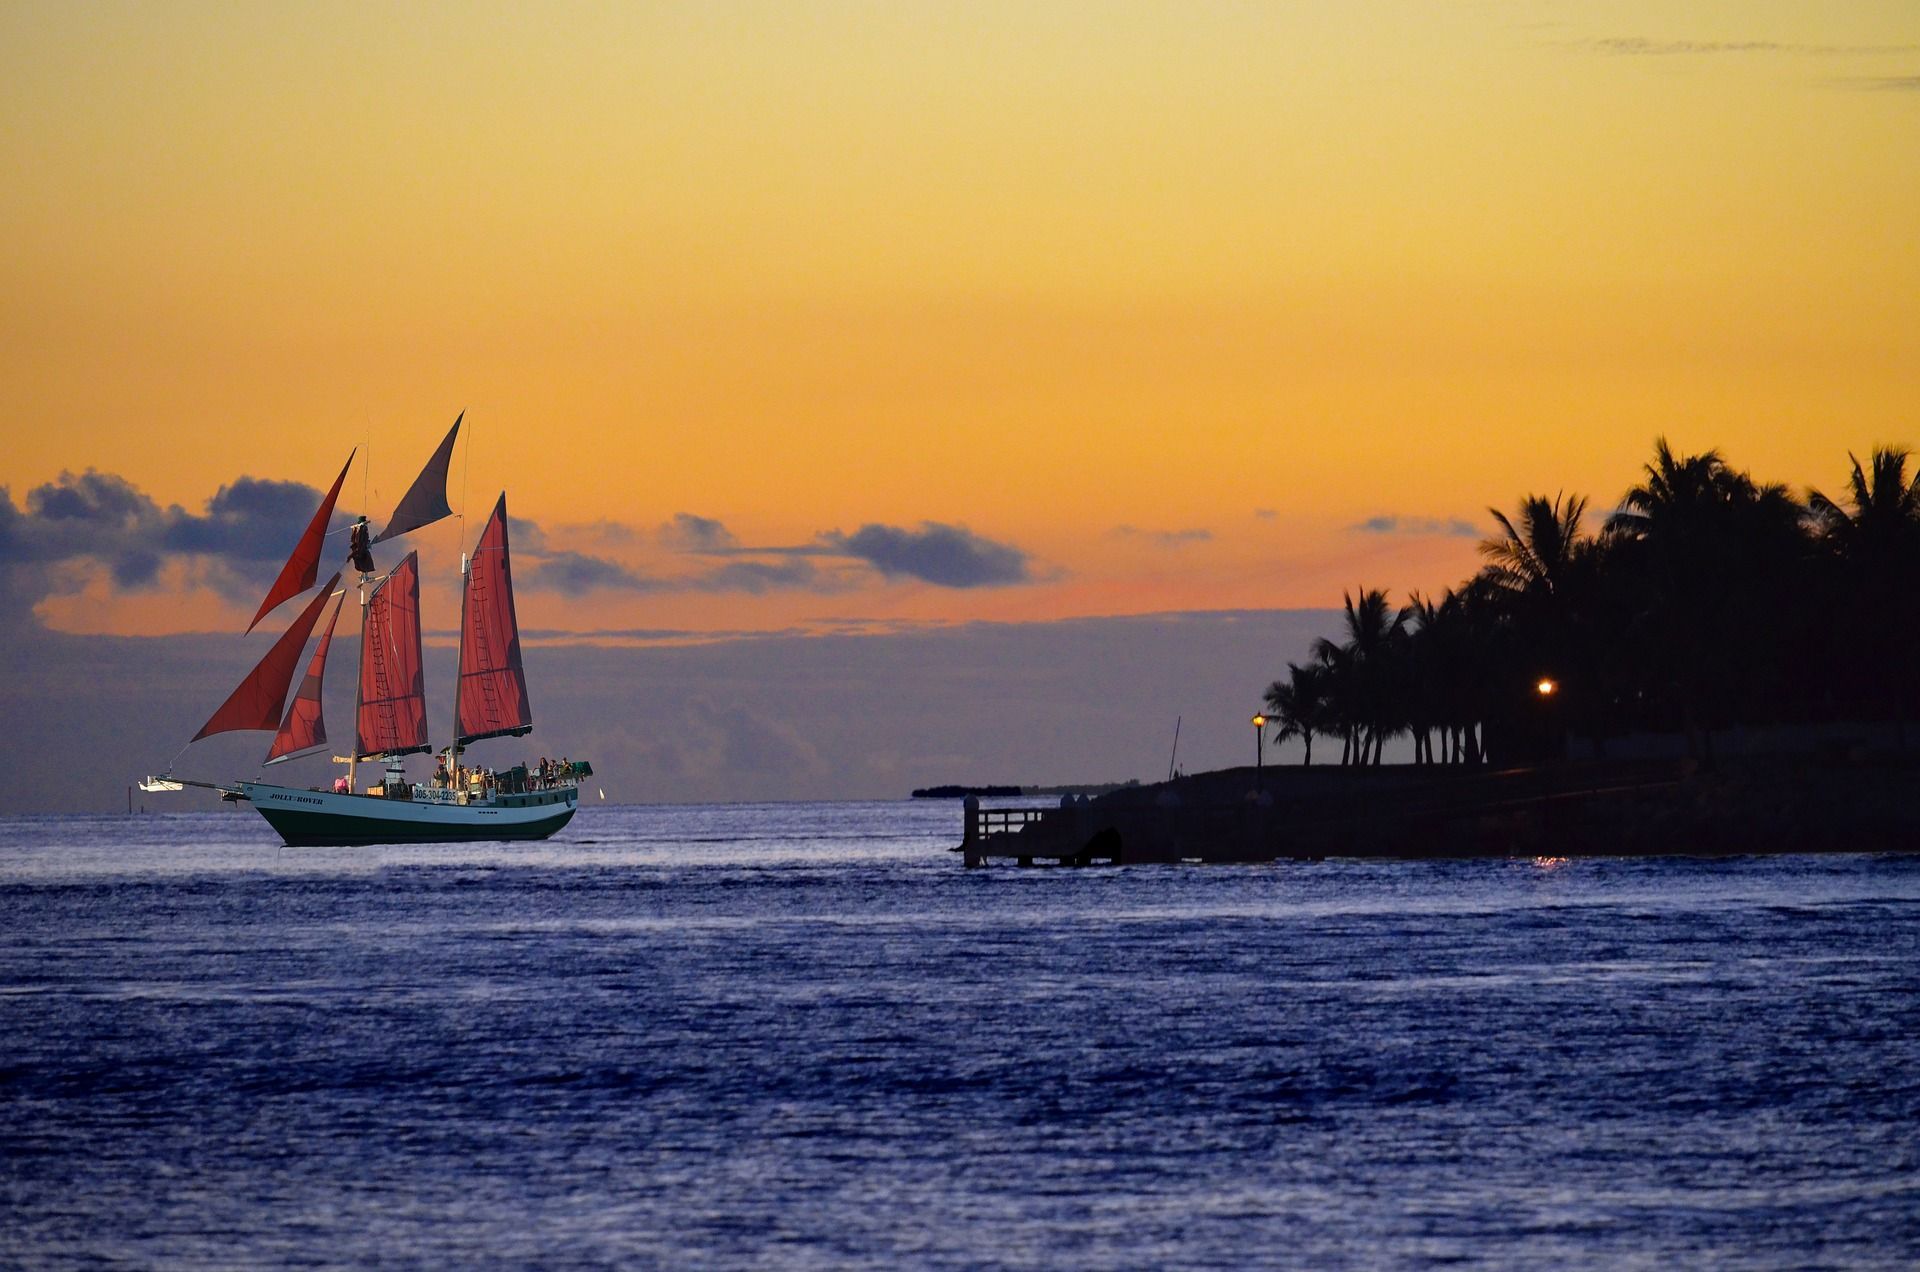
[1536, 678, 1558, 697]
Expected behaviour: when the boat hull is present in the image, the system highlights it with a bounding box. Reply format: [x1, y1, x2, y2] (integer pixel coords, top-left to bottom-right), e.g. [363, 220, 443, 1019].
[237, 781, 577, 847]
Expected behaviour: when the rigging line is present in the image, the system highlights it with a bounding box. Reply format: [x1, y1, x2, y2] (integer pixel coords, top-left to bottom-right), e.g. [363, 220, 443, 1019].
[461, 411, 472, 530]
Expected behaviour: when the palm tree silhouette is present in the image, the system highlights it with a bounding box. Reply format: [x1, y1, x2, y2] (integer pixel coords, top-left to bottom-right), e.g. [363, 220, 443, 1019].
[1264, 662, 1331, 765]
[1809, 447, 1920, 744]
[1263, 437, 1909, 772]
[1604, 438, 1807, 760]
[1313, 588, 1411, 765]
[1483, 492, 1588, 597]
[1808, 447, 1920, 560]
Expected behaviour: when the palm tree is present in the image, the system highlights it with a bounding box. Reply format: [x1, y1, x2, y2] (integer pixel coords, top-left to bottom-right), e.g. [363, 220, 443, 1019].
[1311, 640, 1358, 764]
[1604, 439, 1733, 542]
[1808, 447, 1920, 561]
[1482, 492, 1589, 598]
[1264, 661, 1330, 765]
[1403, 594, 1439, 764]
[1808, 447, 1920, 742]
[1603, 438, 1810, 758]
[1313, 588, 1411, 765]
[1476, 494, 1597, 761]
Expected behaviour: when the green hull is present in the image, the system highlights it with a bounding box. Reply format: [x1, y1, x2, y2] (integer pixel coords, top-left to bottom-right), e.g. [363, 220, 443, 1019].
[253, 802, 575, 847]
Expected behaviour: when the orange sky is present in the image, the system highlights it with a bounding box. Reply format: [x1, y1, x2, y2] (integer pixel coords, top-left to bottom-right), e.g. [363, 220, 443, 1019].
[4, 1, 1916, 639]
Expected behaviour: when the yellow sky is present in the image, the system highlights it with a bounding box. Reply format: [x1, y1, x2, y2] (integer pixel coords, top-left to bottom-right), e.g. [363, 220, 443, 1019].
[3, 1, 1916, 637]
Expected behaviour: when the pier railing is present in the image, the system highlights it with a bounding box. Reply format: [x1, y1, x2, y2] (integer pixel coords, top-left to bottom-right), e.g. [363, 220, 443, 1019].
[973, 807, 1052, 839]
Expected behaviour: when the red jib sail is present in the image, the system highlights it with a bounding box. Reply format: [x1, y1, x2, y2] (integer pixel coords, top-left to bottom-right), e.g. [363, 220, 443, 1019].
[249, 451, 354, 633]
[264, 590, 346, 765]
[373, 413, 461, 544]
[456, 493, 533, 746]
[194, 573, 343, 741]
[356, 552, 429, 759]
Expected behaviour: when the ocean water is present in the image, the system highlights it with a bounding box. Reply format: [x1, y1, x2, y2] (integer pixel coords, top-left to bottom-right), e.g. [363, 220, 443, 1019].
[3, 800, 1919, 1269]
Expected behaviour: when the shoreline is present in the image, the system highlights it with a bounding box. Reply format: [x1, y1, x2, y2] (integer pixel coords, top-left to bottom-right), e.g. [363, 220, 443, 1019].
[961, 753, 1920, 866]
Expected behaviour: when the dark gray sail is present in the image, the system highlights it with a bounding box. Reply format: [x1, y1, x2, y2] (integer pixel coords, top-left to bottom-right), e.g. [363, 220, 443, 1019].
[373, 413, 461, 543]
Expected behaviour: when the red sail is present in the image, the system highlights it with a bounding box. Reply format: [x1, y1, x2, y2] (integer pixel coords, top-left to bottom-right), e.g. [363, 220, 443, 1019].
[249, 451, 354, 633]
[373, 414, 460, 544]
[356, 552, 429, 759]
[194, 573, 343, 741]
[264, 590, 345, 764]
[456, 493, 533, 745]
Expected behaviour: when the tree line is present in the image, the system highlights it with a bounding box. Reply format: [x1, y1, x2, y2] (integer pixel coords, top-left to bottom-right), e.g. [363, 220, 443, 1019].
[1263, 440, 1920, 766]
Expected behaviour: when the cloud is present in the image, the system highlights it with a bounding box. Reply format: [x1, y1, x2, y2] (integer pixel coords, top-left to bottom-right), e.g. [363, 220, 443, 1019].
[13, 471, 166, 587]
[506, 515, 548, 553]
[552, 511, 1037, 592]
[516, 518, 841, 595]
[691, 557, 836, 594]
[521, 550, 663, 595]
[1253, 508, 1278, 522]
[1110, 525, 1213, 550]
[3, 471, 1041, 618]
[1837, 75, 1920, 92]
[820, 522, 1033, 588]
[1, 470, 367, 606]
[1350, 514, 1480, 539]
[163, 477, 353, 584]
[659, 512, 740, 553]
[1574, 37, 1917, 57]
[514, 626, 802, 644]
[26, 469, 154, 530]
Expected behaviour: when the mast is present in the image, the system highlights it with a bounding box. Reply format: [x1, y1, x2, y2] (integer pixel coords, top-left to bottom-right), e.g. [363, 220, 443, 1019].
[451, 540, 469, 787]
[349, 572, 367, 792]
[338, 415, 462, 791]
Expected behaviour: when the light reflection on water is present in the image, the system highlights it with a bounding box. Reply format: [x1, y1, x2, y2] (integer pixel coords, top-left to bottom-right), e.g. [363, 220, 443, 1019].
[2, 802, 1919, 1268]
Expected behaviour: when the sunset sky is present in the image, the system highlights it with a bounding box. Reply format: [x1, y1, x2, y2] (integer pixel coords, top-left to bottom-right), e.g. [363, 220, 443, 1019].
[3, 1, 1916, 646]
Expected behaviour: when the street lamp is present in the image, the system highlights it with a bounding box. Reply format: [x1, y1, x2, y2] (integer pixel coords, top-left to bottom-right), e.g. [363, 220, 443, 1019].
[1251, 714, 1267, 773]
[1535, 677, 1558, 698]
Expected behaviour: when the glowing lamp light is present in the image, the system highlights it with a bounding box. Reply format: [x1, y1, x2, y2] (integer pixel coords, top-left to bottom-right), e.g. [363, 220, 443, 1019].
[1536, 678, 1558, 697]
[1251, 714, 1267, 728]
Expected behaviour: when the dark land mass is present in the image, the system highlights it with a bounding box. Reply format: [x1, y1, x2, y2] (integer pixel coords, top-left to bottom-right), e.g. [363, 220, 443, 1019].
[961, 751, 1920, 866]
[913, 780, 1141, 799]
[1023, 780, 1141, 798]
[913, 785, 1023, 799]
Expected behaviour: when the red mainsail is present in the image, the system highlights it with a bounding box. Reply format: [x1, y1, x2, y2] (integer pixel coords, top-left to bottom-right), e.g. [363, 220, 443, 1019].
[194, 573, 343, 741]
[356, 552, 429, 759]
[373, 414, 460, 544]
[249, 451, 354, 632]
[264, 590, 345, 764]
[456, 493, 533, 746]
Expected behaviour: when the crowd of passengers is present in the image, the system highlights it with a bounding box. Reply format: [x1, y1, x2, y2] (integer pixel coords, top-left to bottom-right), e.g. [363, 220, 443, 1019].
[429, 755, 580, 796]
[327, 757, 583, 800]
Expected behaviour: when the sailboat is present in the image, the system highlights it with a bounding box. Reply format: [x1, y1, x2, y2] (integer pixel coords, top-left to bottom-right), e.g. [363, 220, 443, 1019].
[143, 415, 589, 846]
